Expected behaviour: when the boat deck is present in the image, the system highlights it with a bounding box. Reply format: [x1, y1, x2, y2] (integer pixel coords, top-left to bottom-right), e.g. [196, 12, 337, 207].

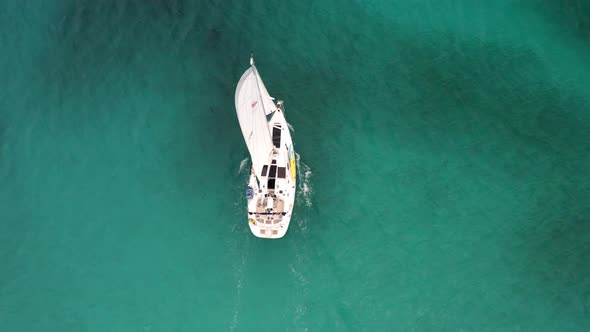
[254, 194, 285, 224]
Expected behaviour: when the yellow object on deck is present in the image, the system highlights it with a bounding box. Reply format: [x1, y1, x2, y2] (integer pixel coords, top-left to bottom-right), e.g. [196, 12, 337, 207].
[290, 156, 296, 180]
[288, 144, 296, 181]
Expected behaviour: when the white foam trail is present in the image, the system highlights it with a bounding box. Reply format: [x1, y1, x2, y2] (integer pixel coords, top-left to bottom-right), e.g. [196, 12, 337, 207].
[289, 264, 309, 286]
[231, 185, 248, 233]
[228, 158, 254, 329]
[297, 217, 308, 234]
[229, 239, 249, 331]
[287, 122, 295, 132]
[238, 157, 249, 174]
[288, 235, 310, 329]
[294, 304, 308, 328]
[295, 153, 313, 208]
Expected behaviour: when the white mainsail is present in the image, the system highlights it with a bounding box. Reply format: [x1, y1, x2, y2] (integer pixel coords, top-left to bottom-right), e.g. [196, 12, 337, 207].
[235, 64, 275, 177]
[254, 66, 278, 116]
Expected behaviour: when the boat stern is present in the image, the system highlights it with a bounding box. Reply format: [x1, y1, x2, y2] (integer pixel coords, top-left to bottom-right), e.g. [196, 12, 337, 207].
[247, 217, 291, 239]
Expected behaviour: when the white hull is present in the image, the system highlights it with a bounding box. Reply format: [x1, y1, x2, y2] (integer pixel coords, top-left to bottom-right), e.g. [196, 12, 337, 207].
[246, 109, 296, 238]
[236, 56, 296, 239]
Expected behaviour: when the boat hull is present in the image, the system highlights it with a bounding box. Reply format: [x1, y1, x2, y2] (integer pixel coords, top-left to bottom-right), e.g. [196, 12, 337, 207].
[235, 56, 296, 239]
[246, 109, 296, 239]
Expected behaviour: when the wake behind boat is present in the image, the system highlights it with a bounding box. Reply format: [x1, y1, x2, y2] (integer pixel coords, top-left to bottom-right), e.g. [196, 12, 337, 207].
[234, 55, 296, 239]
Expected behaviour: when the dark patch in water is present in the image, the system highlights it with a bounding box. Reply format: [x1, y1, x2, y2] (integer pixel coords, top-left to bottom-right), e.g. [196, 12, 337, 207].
[159, 0, 185, 17]
[525, 211, 590, 315]
[205, 27, 223, 48]
[391, 37, 589, 158]
[42, 0, 217, 91]
[526, 1, 590, 41]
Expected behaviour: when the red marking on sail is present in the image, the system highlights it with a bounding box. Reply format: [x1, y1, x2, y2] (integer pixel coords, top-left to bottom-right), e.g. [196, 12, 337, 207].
[251, 101, 258, 108]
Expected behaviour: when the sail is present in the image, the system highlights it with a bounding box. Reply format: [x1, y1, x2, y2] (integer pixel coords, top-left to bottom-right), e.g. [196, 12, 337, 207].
[253, 67, 278, 115]
[235, 65, 275, 176]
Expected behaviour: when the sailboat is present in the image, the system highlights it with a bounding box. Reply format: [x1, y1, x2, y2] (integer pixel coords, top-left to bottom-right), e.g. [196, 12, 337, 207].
[234, 54, 296, 239]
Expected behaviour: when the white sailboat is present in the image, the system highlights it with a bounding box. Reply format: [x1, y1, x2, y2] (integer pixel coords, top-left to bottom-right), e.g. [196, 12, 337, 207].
[235, 54, 296, 239]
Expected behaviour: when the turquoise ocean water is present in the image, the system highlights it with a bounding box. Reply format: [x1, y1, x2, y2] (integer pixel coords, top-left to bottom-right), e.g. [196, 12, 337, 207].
[1, 1, 590, 331]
